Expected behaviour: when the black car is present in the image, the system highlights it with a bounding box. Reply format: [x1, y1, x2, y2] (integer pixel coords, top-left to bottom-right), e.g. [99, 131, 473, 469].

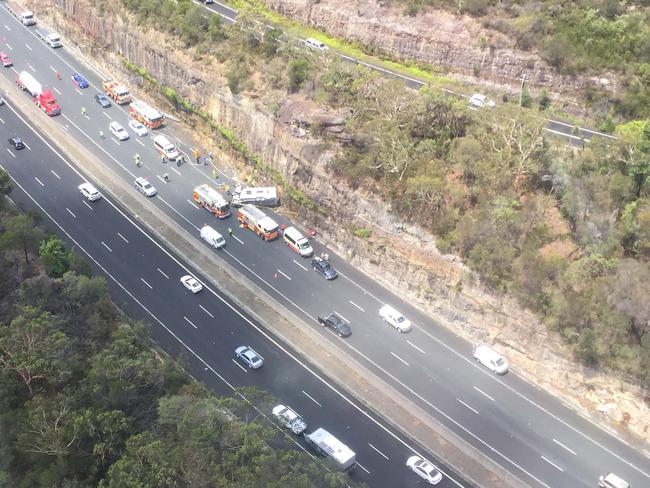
[311, 255, 337, 280]
[94, 93, 111, 108]
[8, 136, 25, 150]
[317, 312, 351, 337]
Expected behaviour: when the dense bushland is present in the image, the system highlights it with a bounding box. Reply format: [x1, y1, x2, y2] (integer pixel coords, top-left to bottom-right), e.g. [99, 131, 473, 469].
[392, 0, 650, 121]
[110, 1, 649, 383]
[0, 173, 359, 487]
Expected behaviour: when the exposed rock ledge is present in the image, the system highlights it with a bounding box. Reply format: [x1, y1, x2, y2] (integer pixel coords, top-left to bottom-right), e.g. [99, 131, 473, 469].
[262, 0, 615, 101]
[39, 0, 648, 449]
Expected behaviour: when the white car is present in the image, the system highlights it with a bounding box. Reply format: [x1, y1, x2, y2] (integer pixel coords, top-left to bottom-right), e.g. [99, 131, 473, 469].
[134, 177, 157, 197]
[128, 119, 148, 137]
[406, 456, 443, 485]
[378, 304, 412, 332]
[234, 346, 264, 369]
[272, 404, 307, 434]
[469, 93, 495, 109]
[180, 275, 203, 294]
[78, 182, 101, 201]
[473, 344, 508, 374]
[109, 121, 129, 141]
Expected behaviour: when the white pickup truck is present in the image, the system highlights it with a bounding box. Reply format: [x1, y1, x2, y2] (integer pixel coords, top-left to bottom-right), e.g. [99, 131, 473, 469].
[35, 28, 62, 48]
[272, 404, 307, 434]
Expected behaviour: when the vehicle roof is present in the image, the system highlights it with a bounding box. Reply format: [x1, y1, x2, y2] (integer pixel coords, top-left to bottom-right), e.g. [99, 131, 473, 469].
[284, 226, 306, 240]
[307, 428, 354, 464]
[603, 473, 629, 488]
[131, 99, 163, 120]
[475, 344, 502, 360]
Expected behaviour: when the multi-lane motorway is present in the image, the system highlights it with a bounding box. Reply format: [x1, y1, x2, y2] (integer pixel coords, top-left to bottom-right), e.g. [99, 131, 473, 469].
[0, 79, 471, 488]
[0, 5, 648, 488]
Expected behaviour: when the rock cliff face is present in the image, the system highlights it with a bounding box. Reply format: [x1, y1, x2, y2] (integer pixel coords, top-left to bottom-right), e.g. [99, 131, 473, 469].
[39, 0, 647, 445]
[262, 0, 614, 98]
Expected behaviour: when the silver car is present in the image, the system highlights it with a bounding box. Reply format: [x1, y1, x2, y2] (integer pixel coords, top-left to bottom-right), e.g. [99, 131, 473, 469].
[235, 346, 264, 369]
[78, 182, 101, 202]
[134, 177, 157, 197]
[406, 455, 443, 485]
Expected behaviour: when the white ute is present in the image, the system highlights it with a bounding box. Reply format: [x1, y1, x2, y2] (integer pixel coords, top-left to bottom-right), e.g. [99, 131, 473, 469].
[272, 405, 307, 434]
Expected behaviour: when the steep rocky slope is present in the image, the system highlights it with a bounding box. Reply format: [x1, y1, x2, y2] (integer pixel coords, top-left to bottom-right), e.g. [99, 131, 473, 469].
[35, 0, 650, 445]
[262, 0, 615, 101]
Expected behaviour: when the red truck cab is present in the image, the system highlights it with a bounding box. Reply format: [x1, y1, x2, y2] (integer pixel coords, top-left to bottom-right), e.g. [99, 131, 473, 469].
[36, 90, 61, 116]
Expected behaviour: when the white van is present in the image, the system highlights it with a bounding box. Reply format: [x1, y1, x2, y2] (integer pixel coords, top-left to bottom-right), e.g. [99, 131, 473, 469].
[473, 344, 508, 375]
[20, 11, 36, 26]
[283, 226, 313, 257]
[599, 473, 629, 488]
[378, 304, 412, 333]
[304, 38, 328, 51]
[200, 225, 225, 249]
[153, 135, 179, 161]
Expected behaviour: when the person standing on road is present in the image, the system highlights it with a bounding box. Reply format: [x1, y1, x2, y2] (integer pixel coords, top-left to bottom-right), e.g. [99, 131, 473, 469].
[99, 130, 104, 139]
[81, 106, 86, 117]
[161, 154, 166, 164]
[228, 227, 233, 237]
[194, 148, 200, 164]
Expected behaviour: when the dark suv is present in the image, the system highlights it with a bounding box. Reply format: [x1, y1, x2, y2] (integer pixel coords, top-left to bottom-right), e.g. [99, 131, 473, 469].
[311, 255, 337, 280]
[317, 312, 351, 337]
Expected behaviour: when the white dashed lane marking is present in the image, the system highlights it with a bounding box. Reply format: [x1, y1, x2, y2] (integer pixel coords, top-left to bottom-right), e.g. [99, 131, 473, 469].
[302, 390, 321, 407]
[456, 397, 479, 415]
[473, 386, 495, 402]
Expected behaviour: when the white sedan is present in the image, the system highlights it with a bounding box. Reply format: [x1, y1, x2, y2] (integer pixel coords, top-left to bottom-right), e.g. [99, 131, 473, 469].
[109, 121, 129, 141]
[78, 182, 101, 201]
[406, 456, 443, 485]
[180, 275, 203, 294]
[128, 119, 148, 136]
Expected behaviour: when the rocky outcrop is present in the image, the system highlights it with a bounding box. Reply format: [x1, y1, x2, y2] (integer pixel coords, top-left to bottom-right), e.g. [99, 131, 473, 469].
[34, 0, 648, 447]
[262, 0, 615, 98]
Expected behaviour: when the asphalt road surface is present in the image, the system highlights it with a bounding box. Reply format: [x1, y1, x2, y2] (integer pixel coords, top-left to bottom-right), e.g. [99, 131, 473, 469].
[0, 6, 648, 488]
[0, 97, 474, 488]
